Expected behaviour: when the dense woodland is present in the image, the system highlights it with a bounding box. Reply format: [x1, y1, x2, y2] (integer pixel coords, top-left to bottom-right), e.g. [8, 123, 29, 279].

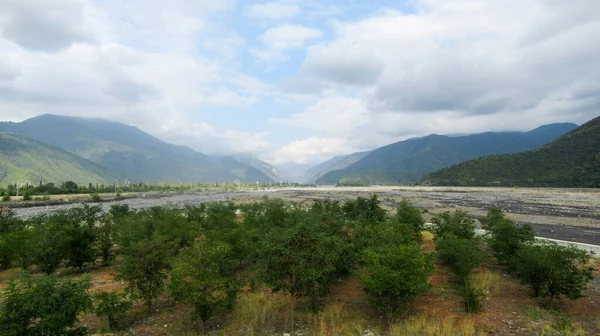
[421, 116, 600, 188]
[0, 196, 595, 335]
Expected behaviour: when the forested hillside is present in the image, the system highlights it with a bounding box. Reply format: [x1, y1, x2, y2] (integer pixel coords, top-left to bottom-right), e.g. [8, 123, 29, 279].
[0, 133, 119, 185]
[421, 116, 600, 187]
[0, 115, 272, 183]
[317, 123, 577, 185]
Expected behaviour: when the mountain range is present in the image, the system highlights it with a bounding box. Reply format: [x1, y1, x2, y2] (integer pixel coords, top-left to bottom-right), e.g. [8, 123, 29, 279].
[421, 116, 600, 188]
[315, 123, 578, 185]
[0, 133, 120, 185]
[0, 115, 273, 184]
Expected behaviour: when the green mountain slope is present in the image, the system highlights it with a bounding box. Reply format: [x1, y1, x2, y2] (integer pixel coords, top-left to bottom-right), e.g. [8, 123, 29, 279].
[421, 116, 600, 188]
[0, 133, 119, 186]
[0, 115, 272, 183]
[305, 151, 371, 183]
[317, 123, 578, 185]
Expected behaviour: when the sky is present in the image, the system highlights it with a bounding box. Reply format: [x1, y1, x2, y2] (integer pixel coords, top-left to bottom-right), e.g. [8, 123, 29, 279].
[0, 0, 599, 166]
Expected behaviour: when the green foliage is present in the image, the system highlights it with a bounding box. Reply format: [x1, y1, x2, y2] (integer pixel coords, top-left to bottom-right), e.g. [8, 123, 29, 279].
[117, 239, 170, 310]
[486, 212, 534, 265]
[342, 194, 387, 224]
[90, 193, 101, 202]
[461, 280, 484, 313]
[0, 275, 92, 336]
[94, 292, 132, 331]
[392, 200, 425, 242]
[435, 234, 485, 282]
[22, 193, 32, 201]
[32, 219, 68, 275]
[422, 117, 600, 187]
[360, 244, 434, 315]
[430, 210, 476, 241]
[513, 242, 594, 302]
[1, 195, 10, 202]
[169, 239, 238, 330]
[258, 221, 343, 311]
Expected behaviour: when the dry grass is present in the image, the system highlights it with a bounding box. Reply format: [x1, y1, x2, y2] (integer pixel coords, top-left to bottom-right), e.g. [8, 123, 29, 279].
[472, 270, 501, 295]
[310, 303, 366, 336]
[229, 290, 288, 335]
[389, 315, 482, 336]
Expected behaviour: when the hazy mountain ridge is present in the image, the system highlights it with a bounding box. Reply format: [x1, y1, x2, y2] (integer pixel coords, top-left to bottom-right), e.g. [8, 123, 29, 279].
[421, 117, 600, 187]
[232, 154, 286, 182]
[0, 132, 120, 186]
[0, 115, 273, 183]
[304, 151, 371, 183]
[316, 123, 578, 185]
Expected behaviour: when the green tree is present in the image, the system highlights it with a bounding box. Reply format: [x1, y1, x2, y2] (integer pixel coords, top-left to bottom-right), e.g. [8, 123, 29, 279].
[117, 239, 170, 310]
[169, 240, 238, 333]
[513, 242, 594, 305]
[393, 200, 425, 242]
[94, 292, 132, 331]
[258, 222, 342, 312]
[0, 275, 92, 336]
[487, 217, 534, 265]
[435, 234, 485, 282]
[359, 244, 434, 315]
[32, 220, 67, 275]
[431, 210, 476, 240]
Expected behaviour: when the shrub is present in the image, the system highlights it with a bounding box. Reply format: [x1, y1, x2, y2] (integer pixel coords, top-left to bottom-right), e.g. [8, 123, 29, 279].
[117, 239, 170, 310]
[0, 275, 92, 336]
[513, 242, 594, 304]
[487, 217, 534, 265]
[360, 244, 434, 316]
[462, 281, 484, 313]
[94, 292, 132, 331]
[90, 193, 102, 202]
[22, 193, 32, 201]
[431, 210, 476, 241]
[2, 195, 10, 202]
[169, 239, 239, 332]
[258, 222, 343, 312]
[435, 234, 485, 282]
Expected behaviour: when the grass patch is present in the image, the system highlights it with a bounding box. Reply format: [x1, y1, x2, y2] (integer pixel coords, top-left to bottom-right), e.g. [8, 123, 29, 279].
[389, 315, 482, 336]
[472, 270, 501, 295]
[311, 303, 366, 336]
[230, 290, 288, 335]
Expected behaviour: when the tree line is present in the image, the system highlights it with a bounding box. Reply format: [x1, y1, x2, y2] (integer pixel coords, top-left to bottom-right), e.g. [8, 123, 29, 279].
[0, 196, 595, 334]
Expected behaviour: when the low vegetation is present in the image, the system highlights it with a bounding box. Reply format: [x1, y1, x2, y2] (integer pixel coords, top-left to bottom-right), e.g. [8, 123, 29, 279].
[0, 197, 596, 335]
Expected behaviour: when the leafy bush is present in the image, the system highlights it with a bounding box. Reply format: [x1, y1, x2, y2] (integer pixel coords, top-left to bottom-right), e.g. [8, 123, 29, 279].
[117, 239, 170, 310]
[2, 195, 10, 202]
[461, 281, 484, 313]
[22, 193, 32, 201]
[0, 275, 92, 336]
[169, 239, 238, 332]
[487, 216, 534, 265]
[513, 242, 594, 303]
[435, 234, 485, 282]
[360, 244, 434, 315]
[94, 292, 132, 331]
[430, 210, 476, 240]
[258, 221, 343, 311]
[90, 193, 102, 202]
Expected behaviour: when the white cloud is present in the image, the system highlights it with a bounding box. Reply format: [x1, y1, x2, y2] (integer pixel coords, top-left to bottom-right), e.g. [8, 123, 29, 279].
[272, 0, 600, 163]
[246, 2, 300, 20]
[252, 24, 322, 63]
[264, 137, 354, 165]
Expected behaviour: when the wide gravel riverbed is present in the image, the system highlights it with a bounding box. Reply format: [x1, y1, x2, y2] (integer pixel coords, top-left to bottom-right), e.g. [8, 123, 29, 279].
[12, 186, 600, 245]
